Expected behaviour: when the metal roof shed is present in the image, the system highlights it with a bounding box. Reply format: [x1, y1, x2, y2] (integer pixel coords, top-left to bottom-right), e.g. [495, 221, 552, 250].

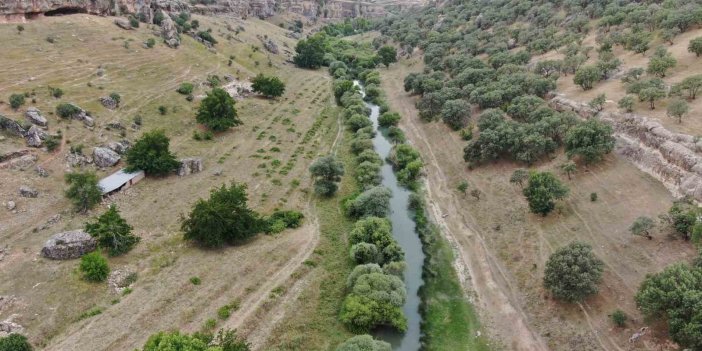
[98, 169, 145, 195]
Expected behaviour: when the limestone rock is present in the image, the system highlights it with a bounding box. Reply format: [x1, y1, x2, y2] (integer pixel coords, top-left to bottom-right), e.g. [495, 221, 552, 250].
[263, 39, 279, 54]
[161, 17, 180, 48]
[6, 201, 15, 211]
[25, 107, 47, 127]
[114, 18, 133, 30]
[0, 115, 27, 137]
[65, 153, 92, 167]
[62, 103, 95, 127]
[35, 166, 49, 177]
[41, 230, 96, 260]
[0, 316, 23, 335]
[19, 186, 38, 198]
[0, 154, 36, 170]
[25, 125, 47, 148]
[108, 267, 137, 293]
[107, 140, 131, 154]
[93, 147, 120, 168]
[0, 149, 31, 163]
[178, 157, 203, 176]
[100, 96, 118, 109]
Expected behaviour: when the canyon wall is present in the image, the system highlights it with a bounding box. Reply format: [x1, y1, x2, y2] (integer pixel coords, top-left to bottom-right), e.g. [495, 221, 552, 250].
[549, 94, 702, 202]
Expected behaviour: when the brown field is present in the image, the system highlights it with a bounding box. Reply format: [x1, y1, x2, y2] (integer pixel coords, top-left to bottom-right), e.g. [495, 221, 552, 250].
[381, 55, 697, 350]
[0, 14, 340, 350]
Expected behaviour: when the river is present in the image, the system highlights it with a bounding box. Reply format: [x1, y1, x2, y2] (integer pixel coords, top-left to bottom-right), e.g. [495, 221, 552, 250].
[356, 81, 425, 350]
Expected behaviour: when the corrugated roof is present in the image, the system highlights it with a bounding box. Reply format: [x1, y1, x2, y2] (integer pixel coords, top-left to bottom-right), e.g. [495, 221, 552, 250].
[98, 169, 144, 194]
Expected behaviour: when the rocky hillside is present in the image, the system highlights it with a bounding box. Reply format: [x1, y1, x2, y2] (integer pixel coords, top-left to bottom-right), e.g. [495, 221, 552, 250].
[0, 0, 417, 21]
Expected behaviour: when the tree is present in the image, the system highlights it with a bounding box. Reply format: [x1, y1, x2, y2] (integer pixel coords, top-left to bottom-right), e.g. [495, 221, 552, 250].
[522, 171, 569, 216]
[377, 45, 397, 68]
[573, 65, 601, 90]
[65, 171, 103, 213]
[347, 186, 392, 218]
[635, 263, 702, 349]
[618, 95, 635, 112]
[457, 180, 468, 195]
[125, 130, 180, 176]
[181, 183, 263, 247]
[350, 242, 380, 264]
[378, 112, 401, 127]
[251, 74, 285, 98]
[293, 34, 326, 69]
[440, 99, 471, 130]
[680, 75, 702, 99]
[560, 161, 576, 180]
[0, 333, 33, 351]
[639, 86, 666, 109]
[336, 335, 391, 351]
[79, 252, 110, 282]
[588, 93, 606, 112]
[667, 98, 689, 123]
[564, 119, 615, 163]
[141, 329, 250, 351]
[340, 272, 407, 332]
[630, 216, 654, 239]
[16, 25, 24, 34]
[9, 93, 25, 109]
[688, 37, 702, 57]
[196, 88, 241, 131]
[543, 242, 604, 302]
[510, 169, 528, 188]
[647, 47, 677, 77]
[85, 205, 140, 256]
[309, 155, 344, 196]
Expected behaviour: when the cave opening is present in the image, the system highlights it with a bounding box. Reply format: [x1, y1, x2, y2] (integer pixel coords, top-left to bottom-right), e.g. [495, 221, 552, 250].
[44, 7, 87, 16]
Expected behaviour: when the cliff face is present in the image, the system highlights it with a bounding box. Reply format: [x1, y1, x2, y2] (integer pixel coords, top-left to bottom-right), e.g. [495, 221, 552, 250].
[1, 0, 388, 21]
[549, 94, 702, 202]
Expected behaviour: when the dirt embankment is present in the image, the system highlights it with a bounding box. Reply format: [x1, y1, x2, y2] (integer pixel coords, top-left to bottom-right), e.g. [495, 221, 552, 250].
[550, 94, 702, 202]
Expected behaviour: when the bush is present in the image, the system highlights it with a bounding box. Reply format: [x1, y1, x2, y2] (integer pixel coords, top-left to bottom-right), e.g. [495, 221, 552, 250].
[158, 105, 167, 115]
[543, 242, 604, 302]
[145, 38, 156, 48]
[49, 86, 64, 98]
[0, 334, 33, 351]
[56, 103, 82, 119]
[190, 276, 201, 285]
[340, 272, 407, 332]
[79, 252, 110, 282]
[140, 329, 250, 351]
[378, 112, 400, 127]
[264, 210, 304, 234]
[350, 242, 380, 264]
[196, 88, 241, 132]
[85, 205, 140, 256]
[310, 155, 344, 197]
[347, 186, 392, 218]
[197, 31, 217, 44]
[65, 171, 102, 213]
[128, 16, 139, 28]
[611, 309, 627, 327]
[9, 94, 25, 109]
[109, 92, 121, 107]
[251, 74, 286, 98]
[125, 130, 180, 176]
[336, 335, 391, 351]
[181, 183, 264, 247]
[177, 82, 194, 95]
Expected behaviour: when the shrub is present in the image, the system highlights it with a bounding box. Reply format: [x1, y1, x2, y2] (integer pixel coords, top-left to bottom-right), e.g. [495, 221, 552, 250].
[181, 183, 263, 247]
[340, 272, 407, 332]
[65, 171, 102, 213]
[336, 335, 391, 351]
[85, 205, 140, 256]
[196, 88, 240, 132]
[49, 86, 64, 98]
[128, 16, 139, 28]
[264, 210, 304, 234]
[378, 112, 401, 127]
[9, 94, 25, 109]
[251, 74, 286, 98]
[0, 334, 33, 351]
[125, 130, 179, 176]
[56, 103, 82, 118]
[689, 37, 702, 57]
[618, 95, 635, 112]
[217, 305, 232, 320]
[109, 92, 121, 107]
[611, 309, 627, 327]
[145, 38, 156, 48]
[197, 31, 217, 44]
[350, 242, 380, 264]
[177, 82, 194, 95]
[158, 105, 167, 115]
[543, 242, 604, 302]
[309, 155, 344, 196]
[140, 329, 250, 351]
[79, 252, 110, 282]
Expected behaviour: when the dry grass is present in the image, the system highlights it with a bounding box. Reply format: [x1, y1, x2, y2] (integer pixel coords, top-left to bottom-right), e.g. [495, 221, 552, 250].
[381, 56, 697, 350]
[0, 14, 339, 350]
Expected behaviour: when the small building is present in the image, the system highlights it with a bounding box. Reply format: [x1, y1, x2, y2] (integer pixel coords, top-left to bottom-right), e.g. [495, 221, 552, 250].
[98, 168, 145, 196]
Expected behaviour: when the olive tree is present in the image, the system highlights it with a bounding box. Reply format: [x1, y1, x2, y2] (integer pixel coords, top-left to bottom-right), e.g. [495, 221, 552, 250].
[309, 155, 345, 196]
[196, 88, 241, 132]
[573, 65, 601, 90]
[630, 216, 654, 239]
[688, 37, 702, 57]
[667, 99, 689, 123]
[564, 119, 615, 164]
[647, 47, 677, 77]
[522, 171, 569, 216]
[347, 186, 392, 218]
[543, 242, 604, 302]
[440, 99, 471, 130]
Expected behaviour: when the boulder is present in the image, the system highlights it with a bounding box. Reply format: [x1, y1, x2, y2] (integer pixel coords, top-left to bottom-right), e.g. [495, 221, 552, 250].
[18, 186, 38, 198]
[62, 103, 94, 127]
[41, 230, 96, 260]
[263, 39, 279, 54]
[0, 149, 30, 163]
[100, 96, 118, 110]
[5, 201, 15, 211]
[0, 115, 27, 137]
[65, 153, 92, 167]
[25, 125, 46, 148]
[0, 317, 23, 334]
[114, 18, 133, 30]
[35, 165, 49, 177]
[161, 17, 180, 48]
[106, 121, 126, 131]
[0, 154, 36, 170]
[178, 157, 203, 176]
[25, 107, 47, 127]
[107, 140, 130, 154]
[93, 147, 120, 168]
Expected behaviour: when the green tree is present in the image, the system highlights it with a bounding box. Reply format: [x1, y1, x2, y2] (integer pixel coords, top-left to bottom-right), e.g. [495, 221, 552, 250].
[667, 98, 689, 123]
[251, 74, 286, 98]
[336, 335, 391, 351]
[618, 95, 635, 112]
[181, 183, 263, 248]
[9, 93, 25, 109]
[440, 99, 471, 130]
[196, 88, 241, 131]
[85, 205, 140, 256]
[680, 75, 702, 99]
[293, 34, 327, 69]
[573, 65, 601, 90]
[310, 155, 344, 196]
[560, 161, 577, 180]
[522, 171, 569, 216]
[340, 272, 407, 332]
[65, 171, 103, 213]
[639, 86, 666, 109]
[0, 333, 33, 351]
[378, 112, 401, 127]
[347, 186, 392, 218]
[688, 37, 702, 57]
[647, 47, 677, 77]
[564, 119, 615, 163]
[125, 130, 180, 176]
[543, 242, 604, 302]
[377, 45, 397, 67]
[588, 93, 606, 112]
[635, 263, 702, 349]
[79, 252, 110, 282]
[630, 216, 654, 239]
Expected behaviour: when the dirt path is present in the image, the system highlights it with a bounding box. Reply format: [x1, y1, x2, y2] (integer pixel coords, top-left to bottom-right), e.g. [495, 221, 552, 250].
[381, 68, 549, 351]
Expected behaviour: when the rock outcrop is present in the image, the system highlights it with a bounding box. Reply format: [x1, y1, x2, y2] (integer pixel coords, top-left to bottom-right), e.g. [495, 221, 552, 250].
[549, 93, 702, 202]
[100, 95, 119, 109]
[108, 267, 137, 293]
[93, 147, 120, 167]
[178, 157, 203, 176]
[0, 115, 27, 137]
[41, 230, 96, 260]
[25, 107, 47, 127]
[114, 18, 132, 30]
[25, 125, 46, 147]
[62, 103, 94, 127]
[161, 16, 180, 48]
[19, 185, 38, 198]
[107, 140, 130, 154]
